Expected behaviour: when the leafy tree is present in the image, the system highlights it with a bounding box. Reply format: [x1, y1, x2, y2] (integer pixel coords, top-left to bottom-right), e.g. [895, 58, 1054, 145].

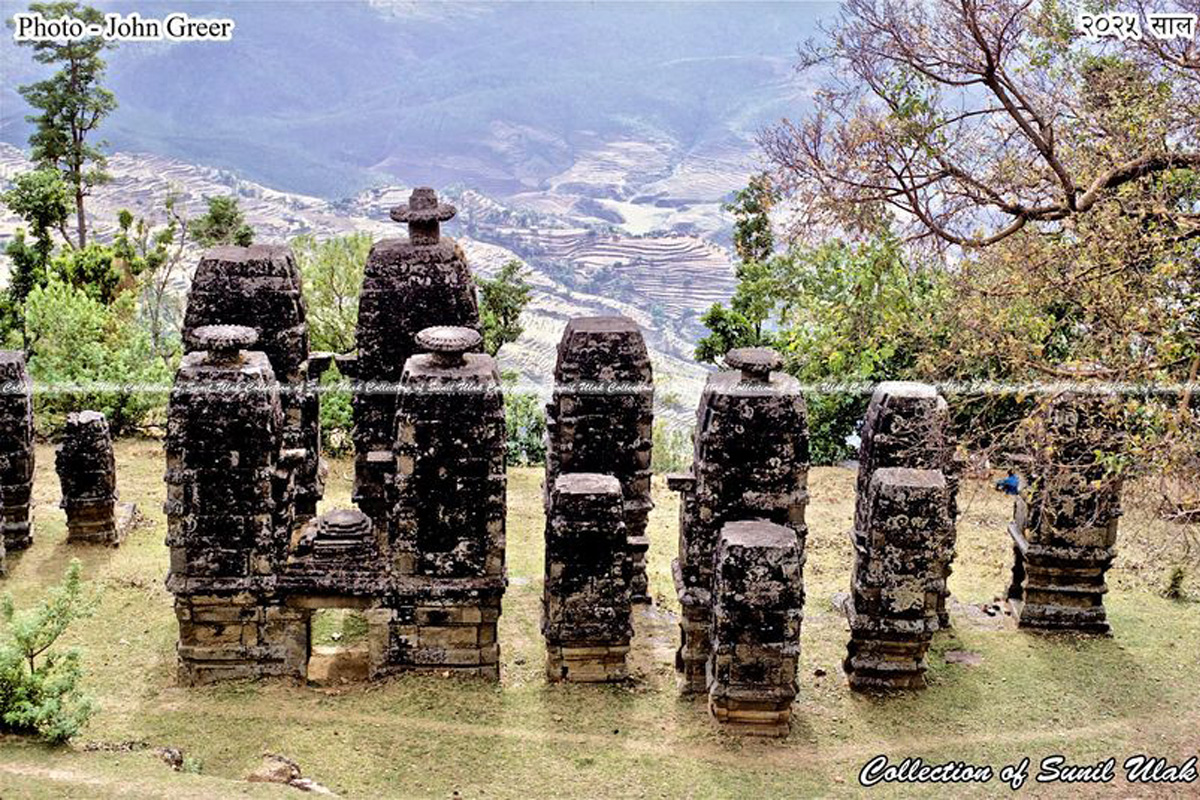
[14, 1, 118, 248]
[114, 194, 191, 364]
[502, 372, 546, 467]
[476, 260, 532, 357]
[292, 232, 370, 353]
[0, 168, 73, 343]
[696, 175, 780, 362]
[24, 280, 171, 434]
[0, 559, 96, 743]
[191, 195, 254, 248]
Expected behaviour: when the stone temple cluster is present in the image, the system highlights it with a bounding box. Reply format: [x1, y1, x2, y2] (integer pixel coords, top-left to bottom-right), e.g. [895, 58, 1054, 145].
[0, 185, 1139, 737]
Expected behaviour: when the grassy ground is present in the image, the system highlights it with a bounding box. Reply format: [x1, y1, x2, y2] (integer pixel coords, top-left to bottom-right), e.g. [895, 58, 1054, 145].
[0, 440, 1198, 798]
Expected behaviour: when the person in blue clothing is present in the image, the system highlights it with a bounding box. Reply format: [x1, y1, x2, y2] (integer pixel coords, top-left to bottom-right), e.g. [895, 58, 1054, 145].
[995, 470, 1021, 495]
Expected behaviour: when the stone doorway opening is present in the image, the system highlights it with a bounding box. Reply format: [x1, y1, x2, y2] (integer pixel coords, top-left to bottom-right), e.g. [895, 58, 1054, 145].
[307, 607, 371, 685]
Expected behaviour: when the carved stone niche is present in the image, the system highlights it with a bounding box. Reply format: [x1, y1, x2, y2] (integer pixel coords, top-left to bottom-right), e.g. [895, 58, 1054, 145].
[669, 347, 809, 694]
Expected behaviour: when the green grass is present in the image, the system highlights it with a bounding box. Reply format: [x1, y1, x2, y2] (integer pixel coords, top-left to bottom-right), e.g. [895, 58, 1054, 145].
[1, 441, 1197, 798]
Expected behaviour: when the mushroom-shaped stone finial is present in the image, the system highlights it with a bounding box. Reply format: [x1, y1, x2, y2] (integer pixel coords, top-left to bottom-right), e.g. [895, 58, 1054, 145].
[725, 347, 782, 384]
[389, 187, 457, 245]
[415, 325, 482, 368]
[194, 324, 258, 364]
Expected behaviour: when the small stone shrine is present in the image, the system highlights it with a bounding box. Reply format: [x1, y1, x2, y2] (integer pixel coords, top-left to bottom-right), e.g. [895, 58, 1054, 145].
[165, 325, 305, 684]
[181, 245, 326, 524]
[0, 350, 35, 560]
[349, 188, 480, 528]
[545, 317, 654, 602]
[55, 410, 130, 545]
[381, 325, 507, 679]
[668, 348, 809, 693]
[542, 473, 632, 682]
[855, 382, 959, 628]
[1007, 387, 1122, 634]
[843, 467, 954, 691]
[708, 520, 804, 736]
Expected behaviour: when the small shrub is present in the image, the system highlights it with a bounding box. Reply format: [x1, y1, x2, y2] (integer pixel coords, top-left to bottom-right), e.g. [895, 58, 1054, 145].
[1163, 565, 1188, 601]
[318, 364, 354, 455]
[651, 420, 692, 474]
[505, 387, 546, 467]
[0, 559, 97, 743]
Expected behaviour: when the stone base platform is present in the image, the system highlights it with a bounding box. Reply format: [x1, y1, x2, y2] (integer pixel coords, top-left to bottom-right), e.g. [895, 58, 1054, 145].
[66, 501, 139, 546]
[546, 643, 630, 682]
[708, 693, 793, 737]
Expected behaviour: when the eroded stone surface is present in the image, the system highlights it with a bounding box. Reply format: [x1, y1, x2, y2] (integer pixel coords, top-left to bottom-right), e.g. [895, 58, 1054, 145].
[708, 520, 804, 736]
[0, 350, 35, 561]
[844, 467, 954, 691]
[182, 245, 325, 523]
[543, 473, 632, 682]
[856, 381, 960, 628]
[351, 188, 480, 527]
[669, 348, 809, 693]
[1008, 389, 1122, 634]
[56, 410, 124, 546]
[545, 316, 654, 602]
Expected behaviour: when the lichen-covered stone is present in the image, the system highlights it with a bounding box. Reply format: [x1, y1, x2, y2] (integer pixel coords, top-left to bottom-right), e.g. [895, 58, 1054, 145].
[351, 189, 480, 527]
[182, 245, 325, 523]
[669, 348, 808, 693]
[543, 473, 632, 682]
[1008, 389, 1122, 634]
[55, 410, 124, 545]
[844, 467, 954, 691]
[708, 520, 804, 736]
[382, 325, 506, 678]
[165, 325, 304, 684]
[856, 382, 960, 627]
[0, 350, 35, 558]
[545, 316, 655, 602]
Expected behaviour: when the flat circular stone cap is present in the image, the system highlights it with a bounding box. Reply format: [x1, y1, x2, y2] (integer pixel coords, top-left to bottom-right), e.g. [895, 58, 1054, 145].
[193, 324, 258, 353]
[416, 326, 481, 357]
[725, 347, 782, 376]
[321, 508, 371, 533]
[390, 187, 457, 223]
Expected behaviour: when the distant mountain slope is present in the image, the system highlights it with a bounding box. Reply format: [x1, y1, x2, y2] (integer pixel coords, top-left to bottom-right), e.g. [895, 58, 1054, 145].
[0, 0, 831, 201]
[0, 143, 716, 422]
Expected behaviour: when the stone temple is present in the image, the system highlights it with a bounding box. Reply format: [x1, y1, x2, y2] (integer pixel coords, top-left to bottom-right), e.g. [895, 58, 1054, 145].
[843, 382, 958, 691]
[182, 244, 326, 524]
[1007, 387, 1122, 634]
[545, 317, 654, 603]
[55, 410, 126, 546]
[668, 347, 809, 695]
[347, 188, 480, 528]
[0, 350, 35, 567]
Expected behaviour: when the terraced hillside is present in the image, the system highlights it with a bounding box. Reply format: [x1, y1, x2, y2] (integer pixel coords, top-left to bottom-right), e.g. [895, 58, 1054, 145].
[0, 144, 718, 421]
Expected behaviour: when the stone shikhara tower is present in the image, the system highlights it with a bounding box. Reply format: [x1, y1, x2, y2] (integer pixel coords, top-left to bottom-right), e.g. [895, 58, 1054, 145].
[350, 188, 480, 527]
[545, 317, 654, 603]
[0, 350, 35, 561]
[181, 245, 326, 524]
[708, 520, 804, 735]
[381, 325, 507, 679]
[669, 347, 809, 694]
[165, 325, 305, 683]
[854, 382, 960, 628]
[1007, 388, 1122, 634]
[542, 473, 633, 682]
[55, 410, 124, 546]
[843, 466, 955, 691]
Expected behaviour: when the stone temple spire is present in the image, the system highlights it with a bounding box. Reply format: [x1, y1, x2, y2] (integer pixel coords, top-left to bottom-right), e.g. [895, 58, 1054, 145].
[389, 187, 458, 246]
